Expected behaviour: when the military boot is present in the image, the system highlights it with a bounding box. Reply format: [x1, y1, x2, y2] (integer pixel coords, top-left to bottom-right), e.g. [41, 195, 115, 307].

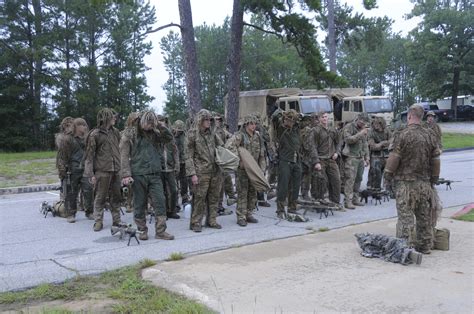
[352, 195, 365, 206]
[155, 216, 174, 240]
[246, 214, 258, 223]
[111, 209, 123, 227]
[135, 218, 149, 241]
[93, 221, 103, 232]
[67, 215, 76, 223]
[344, 200, 355, 210]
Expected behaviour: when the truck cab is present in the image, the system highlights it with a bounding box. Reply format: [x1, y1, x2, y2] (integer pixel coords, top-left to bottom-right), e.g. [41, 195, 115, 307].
[341, 96, 394, 125]
[277, 95, 334, 125]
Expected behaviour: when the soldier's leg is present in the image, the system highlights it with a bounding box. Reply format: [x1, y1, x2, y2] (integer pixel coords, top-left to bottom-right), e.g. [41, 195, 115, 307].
[132, 175, 149, 238]
[276, 160, 290, 215]
[288, 162, 302, 212]
[352, 158, 365, 206]
[371, 158, 382, 190]
[414, 182, 434, 253]
[246, 175, 258, 223]
[207, 172, 222, 228]
[224, 172, 236, 200]
[236, 169, 249, 225]
[300, 163, 310, 200]
[191, 174, 211, 231]
[179, 163, 189, 203]
[149, 174, 174, 239]
[312, 162, 328, 200]
[109, 172, 123, 225]
[80, 175, 94, 219]
[218, 172, 225, 209]
[343, 157, 356, 208]
[93, 171, 112, 229]
[66, 173, 81, 221]
[166, 172, 178, 217]
[327, 159, 341, 204]
[395, 181, 416, 246]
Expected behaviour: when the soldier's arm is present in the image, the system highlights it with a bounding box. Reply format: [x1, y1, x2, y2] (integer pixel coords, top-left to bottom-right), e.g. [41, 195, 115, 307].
[184, 133, 197, 177]
[56, 134, 71, 179]
[343, 125, 364, 144]
[154, 124, 173, 143]
[225, 133, 241, 156]
[334, 128, 343, 156]
[305, 128, 319, 165]
[258, 137, 267, 171]
[83, 131, 97, 178]
[119, 131, 132, 178]
[172, 141, 180, 172]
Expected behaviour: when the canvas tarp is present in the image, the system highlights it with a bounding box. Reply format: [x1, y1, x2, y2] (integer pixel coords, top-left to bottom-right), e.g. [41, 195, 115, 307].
[238, 147, 270, 192]
[215, 146, 240, 171]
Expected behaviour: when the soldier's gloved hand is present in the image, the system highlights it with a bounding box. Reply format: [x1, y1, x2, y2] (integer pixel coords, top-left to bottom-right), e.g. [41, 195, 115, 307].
[430, 176, 439, 186]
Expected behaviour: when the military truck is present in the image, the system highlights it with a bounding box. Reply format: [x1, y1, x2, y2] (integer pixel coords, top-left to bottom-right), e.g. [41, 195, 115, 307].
[277, 94, 334, 125]
[339, 96, 394, 126]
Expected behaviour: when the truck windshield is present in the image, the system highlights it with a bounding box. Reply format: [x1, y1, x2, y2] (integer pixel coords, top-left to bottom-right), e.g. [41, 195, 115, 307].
[364, 98, 393, 113]
[300, 98, 332, 114]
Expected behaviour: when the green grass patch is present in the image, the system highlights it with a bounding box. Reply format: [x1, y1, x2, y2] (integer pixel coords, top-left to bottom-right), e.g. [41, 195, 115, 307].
[0, 260, 213, 313]
[318, 227, 329, 232]
[453, 209, 474, 222]
[442, 133, 474, 149]
[166, 252, 185, 261]
[0, 151, 56, 162]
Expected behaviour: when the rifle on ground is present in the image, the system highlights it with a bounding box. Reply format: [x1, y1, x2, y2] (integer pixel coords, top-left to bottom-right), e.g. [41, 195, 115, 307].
[111, 223, 143, 246]
[40, 201, 56, 218]
[296, 199, 340, 219]
[436, 178, 461, 190]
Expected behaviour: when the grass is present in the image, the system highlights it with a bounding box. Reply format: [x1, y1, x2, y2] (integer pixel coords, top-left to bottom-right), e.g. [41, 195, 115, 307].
[166, 252, 185, 261]
[0, 260, 213, 313]
[318, 227, 329, 232]
[453, 209, 474, 222]
[442, 133, 474, 149]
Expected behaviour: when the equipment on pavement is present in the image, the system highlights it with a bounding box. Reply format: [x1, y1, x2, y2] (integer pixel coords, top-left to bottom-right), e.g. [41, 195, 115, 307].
[296, 199, 340, 219]
[360, 189, 390, 205]
[111, 223, 143, 246]
[40, 201, 56, 218]
[436, 178, 461, 190]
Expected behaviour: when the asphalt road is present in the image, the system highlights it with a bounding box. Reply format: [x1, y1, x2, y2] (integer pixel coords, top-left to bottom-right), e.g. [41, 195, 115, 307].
[0, 150, 473, 292]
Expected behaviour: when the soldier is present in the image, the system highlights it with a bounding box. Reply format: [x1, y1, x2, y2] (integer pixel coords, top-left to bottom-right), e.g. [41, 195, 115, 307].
[254, 112, 273, 207]
[185, 109, 224, 232]
[384, 104, 441, 254]
[213, 112, 237, 213]
[367, 117, 391, 191]
[424, 111, 442, 150]
[157, 115, 180, 220]
[120, 111, 175, 240]
[84, 108, 123, 231]
[271, 109, 302, 218]
[56, 118, 94, 222]
[300, 115, 316, 200]
[121, 112, 140, 213]
[342, 113, 370, 209]
[226, 114, 266, 226]
[172, 120, 189, 204]
[307, 112, 342, 204]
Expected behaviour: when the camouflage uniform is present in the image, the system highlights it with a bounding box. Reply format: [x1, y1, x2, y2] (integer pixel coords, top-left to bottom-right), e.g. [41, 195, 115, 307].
[185, 109, 224, 231]
[299, 118, 314, 200]
[423, 112, 442, 150]
[120, 112, 174, 240]
[226, 115, 266, 225]
[84, 109, 122, 230]
[271, 109, 302, 216]
[161, 137, 180, 218]
[385, 118, 441, 253]
[367, 117, 391, 190]
[307, 122, 342, 203]
[342, 114, 369, 209]
[255, 116, 275, 206]
[173, 120, 189, 204]
[56, 119, 93, 220]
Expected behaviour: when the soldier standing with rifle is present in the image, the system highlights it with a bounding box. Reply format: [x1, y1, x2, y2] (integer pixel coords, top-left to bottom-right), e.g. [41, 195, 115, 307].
[84, 108, 123, 231]
[56, 118, 94, 222]
[384, 104, 441, 254]
[367, 117, 391, 191]
[185, 109, 224, 232]
[120, 111, 175, 241]
[226, 114, 266, 226]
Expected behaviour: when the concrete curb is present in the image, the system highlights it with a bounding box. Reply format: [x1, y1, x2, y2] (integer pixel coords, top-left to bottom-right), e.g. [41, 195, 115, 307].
[443, 146, 474, 152]
[0, 184, 60, 196]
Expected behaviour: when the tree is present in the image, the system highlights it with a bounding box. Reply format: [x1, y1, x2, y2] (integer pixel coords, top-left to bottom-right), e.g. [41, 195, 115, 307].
[408, 0, 473, 118]
[178, 0, 202, 116]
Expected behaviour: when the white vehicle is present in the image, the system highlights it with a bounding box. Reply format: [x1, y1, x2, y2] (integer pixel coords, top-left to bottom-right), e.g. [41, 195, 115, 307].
[341, 96, 394, 125]
[277, 95, 334, 125]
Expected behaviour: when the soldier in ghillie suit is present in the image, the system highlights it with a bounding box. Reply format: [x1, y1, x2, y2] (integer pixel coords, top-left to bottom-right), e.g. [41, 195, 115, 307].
[172, 119, 190, 205]
[307, 112, 342, 204]
[55, 116, 74, 203]
[56, 118, 94, 222]
[342, 113, 370, 209]
[84, 108, 123, 231]
[226, 114, 266, 226]
[121, 112, 141, 213]
[254, 112, 273, 207]
[423, 111, 442, 151]
[367, 117, 391, 191]
[299, 114, 316, 201]
[120, 111, 175, 241]
[157, 115, 180, 220]
[384, 104, 441, 254]
[213, 112, 237, 213]
[271, 109, 302, 219]
[185, 109, 224, 232]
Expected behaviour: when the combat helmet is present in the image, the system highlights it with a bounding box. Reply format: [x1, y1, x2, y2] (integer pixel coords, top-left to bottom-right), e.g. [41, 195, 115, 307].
[282, 109, 301, 122]
[173, 120, 185, 132]
[241, 114, 258, 126]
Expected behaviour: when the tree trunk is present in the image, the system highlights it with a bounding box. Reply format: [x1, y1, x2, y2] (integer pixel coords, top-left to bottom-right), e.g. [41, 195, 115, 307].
[451, 65, 460, 120]
[226, 0, 244, 133]
[178, 0, 202, 117]
[327, 0, 337, 73]
[32, 0, 44, 148]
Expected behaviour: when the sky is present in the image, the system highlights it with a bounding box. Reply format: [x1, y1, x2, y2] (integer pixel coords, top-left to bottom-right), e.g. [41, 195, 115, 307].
[144, 0, 421, 113]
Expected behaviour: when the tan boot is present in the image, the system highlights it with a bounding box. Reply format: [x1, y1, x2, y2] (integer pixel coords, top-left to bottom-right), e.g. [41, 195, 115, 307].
[155, 216, 174, 240]
[344, 200, 355, 210]
[352, 194, 365, 206]
[135, 218, 148, 241]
